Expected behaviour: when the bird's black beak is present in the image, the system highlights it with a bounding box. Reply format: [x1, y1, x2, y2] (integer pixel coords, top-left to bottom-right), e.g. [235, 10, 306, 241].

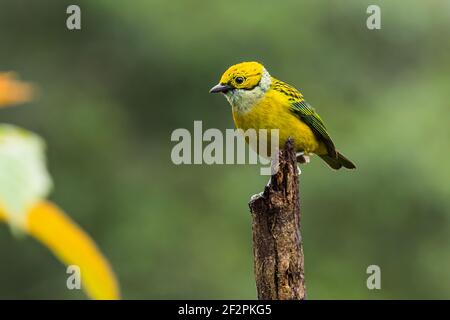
[209, 83, 233, 94]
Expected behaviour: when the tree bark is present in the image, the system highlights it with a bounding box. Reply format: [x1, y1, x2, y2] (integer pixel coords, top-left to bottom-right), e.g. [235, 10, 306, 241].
[249, 138, 306, 300]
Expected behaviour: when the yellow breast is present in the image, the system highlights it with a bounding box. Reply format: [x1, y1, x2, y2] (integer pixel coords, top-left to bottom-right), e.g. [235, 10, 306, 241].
[232, 89, 324, 154]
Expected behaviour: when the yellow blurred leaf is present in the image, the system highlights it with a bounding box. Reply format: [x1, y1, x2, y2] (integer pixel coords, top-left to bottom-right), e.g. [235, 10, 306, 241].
[26, 201, 120, 300]
[0, 125, 120, 299]
[0, 201, 120, 300]
[0, 72, 35, 107]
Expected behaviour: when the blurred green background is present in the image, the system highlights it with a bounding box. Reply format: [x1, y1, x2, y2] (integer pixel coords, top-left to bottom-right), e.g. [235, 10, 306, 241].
[1, 0, 450, 299]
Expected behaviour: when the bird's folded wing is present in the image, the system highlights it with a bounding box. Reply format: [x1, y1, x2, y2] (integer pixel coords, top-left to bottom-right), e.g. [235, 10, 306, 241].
[290, 100, 337, 157]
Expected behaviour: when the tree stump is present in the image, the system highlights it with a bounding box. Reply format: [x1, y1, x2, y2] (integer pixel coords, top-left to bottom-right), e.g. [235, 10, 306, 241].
[249, 138, 306, 300]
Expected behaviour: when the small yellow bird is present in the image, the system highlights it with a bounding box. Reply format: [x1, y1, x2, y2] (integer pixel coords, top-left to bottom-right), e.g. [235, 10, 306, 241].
[210, 61, 356, 170]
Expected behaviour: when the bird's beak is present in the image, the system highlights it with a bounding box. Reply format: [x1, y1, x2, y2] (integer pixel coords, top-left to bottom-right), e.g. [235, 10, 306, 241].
[209, 83, 233, 94]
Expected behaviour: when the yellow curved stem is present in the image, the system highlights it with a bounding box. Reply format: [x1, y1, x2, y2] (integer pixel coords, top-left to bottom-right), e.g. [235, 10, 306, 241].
[0, 201, 120, 299]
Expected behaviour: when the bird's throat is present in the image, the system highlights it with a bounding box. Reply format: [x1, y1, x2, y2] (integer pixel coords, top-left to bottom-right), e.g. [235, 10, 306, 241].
[226, 88, 265, 115]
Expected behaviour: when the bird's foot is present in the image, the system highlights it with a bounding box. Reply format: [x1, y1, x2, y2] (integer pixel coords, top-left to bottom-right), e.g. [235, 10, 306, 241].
[296, 152, 310, 164]
[265, 177, 272, 187]
[250, 192, 264, 201]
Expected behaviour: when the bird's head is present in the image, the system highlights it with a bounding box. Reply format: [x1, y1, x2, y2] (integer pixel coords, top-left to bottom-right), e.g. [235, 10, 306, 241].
[210, 61, 272, 112]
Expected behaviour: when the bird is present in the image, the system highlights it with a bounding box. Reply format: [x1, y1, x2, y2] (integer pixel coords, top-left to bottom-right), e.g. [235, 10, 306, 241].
[209, 61, 356, 170]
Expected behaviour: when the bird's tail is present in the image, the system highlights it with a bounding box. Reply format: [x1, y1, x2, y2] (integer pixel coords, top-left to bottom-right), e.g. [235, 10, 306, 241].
[319, 151, 356, 170]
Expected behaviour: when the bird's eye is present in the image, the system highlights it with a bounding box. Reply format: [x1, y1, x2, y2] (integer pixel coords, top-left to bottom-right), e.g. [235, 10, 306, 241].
[235, 77, 244, 84]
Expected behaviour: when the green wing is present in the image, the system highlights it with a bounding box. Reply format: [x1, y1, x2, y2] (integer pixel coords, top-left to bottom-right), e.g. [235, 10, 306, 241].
[291, 100, 337, 157]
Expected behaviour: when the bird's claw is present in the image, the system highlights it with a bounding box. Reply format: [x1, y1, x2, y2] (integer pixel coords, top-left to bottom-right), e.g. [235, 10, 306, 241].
[250, 192, 264, 201]
[296, 152, 310, 164]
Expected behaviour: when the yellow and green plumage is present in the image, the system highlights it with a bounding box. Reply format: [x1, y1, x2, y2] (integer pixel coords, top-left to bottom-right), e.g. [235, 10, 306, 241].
[210, 61, 355, 170]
